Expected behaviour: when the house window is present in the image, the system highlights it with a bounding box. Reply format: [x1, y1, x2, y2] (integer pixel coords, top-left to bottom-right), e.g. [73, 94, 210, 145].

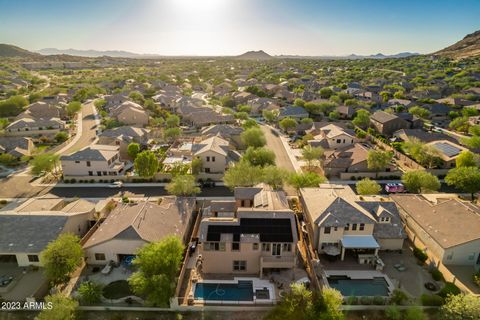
[88, 171, 93, 176]
[97, 171, 101, 176]
[253, 243, 259, 250]
[345, 224, 350, 231]
[241, 200, 245, 207]
[446, 253, 453, 260]
[324, 227, 331, 234]
[204, 242, 221, 251]
[334, 227, 338, 231]
[206, 156, 210, 162]
[95, 253, 106, 261]
[75, 161, 80, 164]
[359, 223, 365, 231]
[86, 161, 91, 167]
[283, 243, 292, 252]
[232, 242, 240, 251]
[28, 255, 39, 262]
[272, 243, 281, 256]
[205, 168, 211, 173]
[262, 243, 271, 252]
[233, 260, 246, 271]
[336, 139, 341, 143]
[103, 171, 107, 175]
[212, 156, 215, 162]
[352, 224, 357, 231]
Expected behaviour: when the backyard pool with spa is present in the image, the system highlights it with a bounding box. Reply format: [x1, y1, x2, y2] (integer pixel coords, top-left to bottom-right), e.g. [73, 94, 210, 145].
[327, 276, 390, 296]
[194, 280, 254, 302]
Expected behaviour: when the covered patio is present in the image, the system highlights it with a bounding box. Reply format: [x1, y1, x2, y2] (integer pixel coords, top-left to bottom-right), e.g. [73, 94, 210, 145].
[340, 235, 380, 261]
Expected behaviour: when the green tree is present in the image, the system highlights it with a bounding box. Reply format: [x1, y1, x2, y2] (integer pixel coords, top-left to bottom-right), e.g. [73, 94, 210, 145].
[294, 98, 306, 107]
[0, 153, 17, 166]
[445, 167, 480, 200]
[468, 125, 480, 136]
[237, 104, 252, 113]
[403, 138, 442, 168]
[129, 236, 184, 307]
[461, 136, 480, 149]
[166, 114, 180, 128]
[243, 147, 276, 167]
[223, 161, 263, 188]
[367, 150, 393, 177]
[328, 111, 340, 121]
[456, 150, 478, 168]
[449, 116, 469, 133]
[134, 151, 159, 178]
[31, 153, 60, 176]
[261, 166, 289, 190]
[55, 131, 69, 143]
[319, 87, 334, 99]
[409, 106, 431, 119]
[77, 281, 103, 304]
[127, 143, 140, 159]
[356, 178, 382, 195]
[279, 117, 298, 132]
[36, 293, 78, 320]
[242, 118, 259, 129]
[352, 109, 370, 129]
[129, 90, 145, 104]
[264, 283, 313, 320]
[440, 293, 480, 320]
[241, 127, 266, 148]
[164, 127, 182, 142]
[401, 170, 441, 193]
[263, 109, 278, 123]
[302, 145, 324, 169]
[385, 305, 402, 320]
[0, 95, 28, 117]
[288, 172, 326, 191]
[41, 233, 83, 285]
[315, 287, 344, 320]
[94, 98, 106, 109]
[191, 157, 202, 175]
[235, 111, 249, 120]
[165, 175, 200, 196]
[66, 101, 82, 117]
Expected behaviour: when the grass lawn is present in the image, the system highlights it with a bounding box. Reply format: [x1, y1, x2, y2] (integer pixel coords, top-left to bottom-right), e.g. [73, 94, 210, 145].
[102, 280, 133, 299]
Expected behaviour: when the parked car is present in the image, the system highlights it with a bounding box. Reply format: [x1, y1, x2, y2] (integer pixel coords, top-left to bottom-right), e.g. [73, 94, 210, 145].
[108, 181, 123, 188]
[385, 183, 406, 193]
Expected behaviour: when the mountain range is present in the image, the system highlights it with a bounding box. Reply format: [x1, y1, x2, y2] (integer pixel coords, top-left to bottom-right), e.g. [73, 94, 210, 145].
[434, 30, 480, 59]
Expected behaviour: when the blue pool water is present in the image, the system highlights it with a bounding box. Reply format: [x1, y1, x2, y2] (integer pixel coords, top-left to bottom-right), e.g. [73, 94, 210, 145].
[327, 276, 390, 296]
[194, 280, 254, 301]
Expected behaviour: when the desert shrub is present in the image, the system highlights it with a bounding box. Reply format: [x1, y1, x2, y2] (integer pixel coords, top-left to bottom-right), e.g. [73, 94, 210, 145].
[389, 289, 409, 305]
[360, 296, 373, 305]
[373, 296, 385, 305]
[413, 247, 428, 263]
[421, 294, 444, 306]
[431, 268, 444, 281]
[439, 282, 461, 298]
[473, 270, 480, 287]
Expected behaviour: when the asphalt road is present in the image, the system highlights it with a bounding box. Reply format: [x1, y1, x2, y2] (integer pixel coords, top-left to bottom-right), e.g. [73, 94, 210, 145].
[60, 101, 98, 155]
[260, 125, 297, 195]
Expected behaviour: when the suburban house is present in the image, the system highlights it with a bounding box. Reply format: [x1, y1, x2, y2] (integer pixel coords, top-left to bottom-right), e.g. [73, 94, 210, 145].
[61, 145, 126, 178]
[370, 111, 418, 136]
[336, 105, 355, 119]
[98, 126, 149, 159]
[278, 106, 309, 120]
[201, 124, 244, 147]
[104, 93, 129, 111]
[168, 136, 241, 175]
[5, 117, 66, 137]
[83, 197, 196, 265]
[308, 124, 357, 150]
[110, 101, 149, 126]
[247, 97, 280, 116]
[426, 140, 469, 168]
[387, 98, 414, 109]
[0, 196, 97, 267]
[0, 137, 34, 158]
[300, 184, 405, 263]
[391, 194, 480, 270]
[197, 184, 298, 276]
[16, 101, 66, 120]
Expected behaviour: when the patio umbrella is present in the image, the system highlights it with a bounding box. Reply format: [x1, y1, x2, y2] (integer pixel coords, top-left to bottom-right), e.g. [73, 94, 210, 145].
[324, 245, 341, 256]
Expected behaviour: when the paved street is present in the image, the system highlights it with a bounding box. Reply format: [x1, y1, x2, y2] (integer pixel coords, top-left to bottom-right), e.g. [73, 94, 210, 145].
[260, 125, 297, 195]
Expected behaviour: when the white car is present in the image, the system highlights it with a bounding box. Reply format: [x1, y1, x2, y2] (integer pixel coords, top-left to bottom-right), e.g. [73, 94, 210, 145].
[108, 181, 123, 188]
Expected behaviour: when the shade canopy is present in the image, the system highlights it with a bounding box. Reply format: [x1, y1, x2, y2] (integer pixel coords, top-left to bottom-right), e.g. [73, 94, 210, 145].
[341, 235, 380, 249]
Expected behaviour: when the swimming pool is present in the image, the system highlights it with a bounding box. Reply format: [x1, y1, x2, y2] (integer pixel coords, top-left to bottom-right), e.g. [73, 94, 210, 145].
[327, 276, 390, 296]
[194, 280, 254, 301]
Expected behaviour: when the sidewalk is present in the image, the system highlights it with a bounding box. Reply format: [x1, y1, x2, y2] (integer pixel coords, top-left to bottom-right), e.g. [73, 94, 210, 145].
[31, 181, 227, 188]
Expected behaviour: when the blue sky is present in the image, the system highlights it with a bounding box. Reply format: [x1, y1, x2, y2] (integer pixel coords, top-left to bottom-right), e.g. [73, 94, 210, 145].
[0, 0, 479, 56]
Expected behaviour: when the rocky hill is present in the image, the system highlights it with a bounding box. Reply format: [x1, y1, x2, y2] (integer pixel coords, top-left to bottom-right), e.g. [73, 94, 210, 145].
[434, 30, 480, 59]
[236, 50, 273, 60]
[0, 44, 40, 57]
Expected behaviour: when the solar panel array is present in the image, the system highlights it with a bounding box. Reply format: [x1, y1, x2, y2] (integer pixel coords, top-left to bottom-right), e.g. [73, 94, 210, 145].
[433, 142, 462, 158]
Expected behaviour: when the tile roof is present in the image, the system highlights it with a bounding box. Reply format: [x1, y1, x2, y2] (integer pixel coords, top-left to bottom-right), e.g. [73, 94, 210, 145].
[61, 145, 119, 161]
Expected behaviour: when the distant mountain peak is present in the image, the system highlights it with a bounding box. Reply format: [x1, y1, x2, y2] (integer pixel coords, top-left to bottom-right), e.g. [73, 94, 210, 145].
[236, 50, 273, 60]
[0, 44, 39, 57]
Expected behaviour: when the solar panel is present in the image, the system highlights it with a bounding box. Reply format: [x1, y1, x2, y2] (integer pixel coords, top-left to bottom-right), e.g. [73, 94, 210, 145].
[433, 142, 461, 158]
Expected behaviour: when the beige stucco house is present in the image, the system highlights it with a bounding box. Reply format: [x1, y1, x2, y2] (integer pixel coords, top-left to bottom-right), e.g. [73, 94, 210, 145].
[98, 126, 149, 160]
[60, 144, 125, 178]
[392, 194, 480, 270]
[110, 101, 149, 126]
[83, 197, 195, 265]
[300, 184, 405, 262]
[197, 184, 298, 276]
[308, 124, 357, 150]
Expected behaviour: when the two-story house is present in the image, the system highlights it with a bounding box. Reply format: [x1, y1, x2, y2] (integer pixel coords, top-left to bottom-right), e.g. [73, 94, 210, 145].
[60, 145, 126, 178]
[308, 123, 357, 150]
[197, 184, 298, 277]
[300, 184, 405, 263]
